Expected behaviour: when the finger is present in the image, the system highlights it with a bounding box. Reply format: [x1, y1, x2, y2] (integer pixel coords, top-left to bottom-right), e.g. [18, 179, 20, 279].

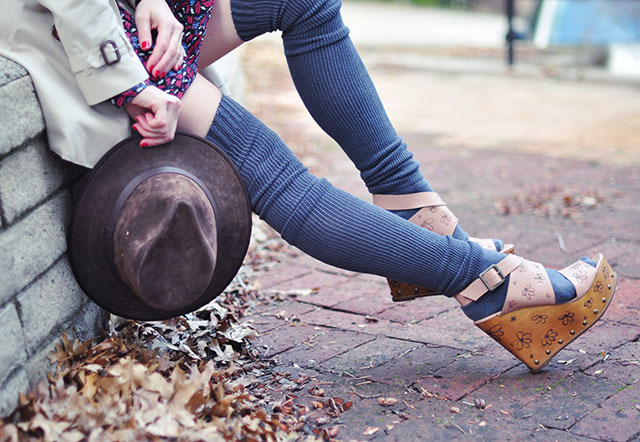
[138, 113, 168, 134]
[133, 123, 164, 143]
[153, 26, 183, 76]
[173, 45, 186, 70]
[147, 22, 175, 75]
[135, 10, 153, 52]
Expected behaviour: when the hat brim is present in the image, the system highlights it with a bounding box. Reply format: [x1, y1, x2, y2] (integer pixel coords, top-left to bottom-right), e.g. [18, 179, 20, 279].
[69, 133, 252, 320]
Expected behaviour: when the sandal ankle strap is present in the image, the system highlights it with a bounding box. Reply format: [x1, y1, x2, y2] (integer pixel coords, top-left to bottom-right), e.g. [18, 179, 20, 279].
[372, 192, 446, 210]
[455, 255, 523, 306]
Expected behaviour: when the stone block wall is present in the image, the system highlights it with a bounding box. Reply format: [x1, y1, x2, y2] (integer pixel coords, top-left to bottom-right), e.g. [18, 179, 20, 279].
[0, 56, 107, 416]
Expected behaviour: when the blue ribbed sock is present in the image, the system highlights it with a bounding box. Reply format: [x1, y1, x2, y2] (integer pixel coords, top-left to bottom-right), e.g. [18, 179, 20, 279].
[205, 96, 489, 297]
[230, 0, 502, 251]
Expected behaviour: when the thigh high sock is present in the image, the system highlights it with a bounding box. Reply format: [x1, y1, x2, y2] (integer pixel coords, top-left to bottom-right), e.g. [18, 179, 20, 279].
[229, 0, 495, 246]
[206, 96, 484, 297]
[205, 96, 581, 319]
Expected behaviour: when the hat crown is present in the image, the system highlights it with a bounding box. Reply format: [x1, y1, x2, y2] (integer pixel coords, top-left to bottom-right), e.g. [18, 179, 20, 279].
[113, 173, 217, 311]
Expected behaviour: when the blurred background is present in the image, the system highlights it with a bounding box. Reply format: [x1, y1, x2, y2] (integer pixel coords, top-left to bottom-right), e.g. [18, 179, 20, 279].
[214, 0, 640, 173]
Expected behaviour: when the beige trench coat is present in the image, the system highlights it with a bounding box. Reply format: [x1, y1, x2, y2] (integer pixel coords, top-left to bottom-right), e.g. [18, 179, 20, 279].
[0, 0, 148, 167]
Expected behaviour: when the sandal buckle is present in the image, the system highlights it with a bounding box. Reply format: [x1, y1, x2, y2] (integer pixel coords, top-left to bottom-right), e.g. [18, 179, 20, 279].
[479, 264, 505, 292]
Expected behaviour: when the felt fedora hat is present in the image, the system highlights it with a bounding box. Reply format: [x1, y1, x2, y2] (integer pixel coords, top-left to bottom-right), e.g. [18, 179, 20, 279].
[69, 133, 252, 320]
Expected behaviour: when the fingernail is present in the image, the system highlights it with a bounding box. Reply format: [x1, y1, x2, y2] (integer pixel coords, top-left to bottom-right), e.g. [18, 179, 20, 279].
[153, 69, 160, 78]
[131, 125, 137, 132]
[141, 41, 150, 50]
[160, 71, 166, 77]
[140, 142, 148, 148]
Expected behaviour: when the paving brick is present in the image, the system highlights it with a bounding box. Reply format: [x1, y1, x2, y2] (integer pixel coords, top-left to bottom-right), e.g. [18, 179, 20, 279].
[360, 343, 462, 387]
[253, 262, 312, 291]
[300, 307, 493, 349]
[564, 320, 639, 357]
[0, 56, 28, 87]
[469, 364, 576, 414]
[0, 135, 77, 224]
[383, 406, 576, 442]
[0, 303, 27, 384]
[584, 340, 640, 386]
[571, 386, 640, 442]
[320, 336, 418, 375]
[571, 238, 638, 279]
[255, 323, 336, 358]
[403, 308, 496, 350]
[17, 257, 88, 355]
[254, 300, 316, 320]
[512, 372, 624, 430]
[526, 230, 608, 269]
[414, 350, 519, 401]
[265, 269, 347, 294]
[601, 278, 640, 326]
[0, 191, 71, 305]
[279, 329, 374, 369]
[0, 370, 29, 416]
[297, 274, 389, 309]
[377, 296, 455, 323]
[0, 75, 44, 155]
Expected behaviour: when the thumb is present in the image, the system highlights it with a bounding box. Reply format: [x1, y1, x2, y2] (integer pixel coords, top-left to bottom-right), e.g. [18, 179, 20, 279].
[136, 10, 152, 51]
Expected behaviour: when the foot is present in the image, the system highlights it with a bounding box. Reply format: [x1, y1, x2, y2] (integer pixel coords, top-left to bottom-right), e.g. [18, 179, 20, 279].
[460, 249, 597, 321]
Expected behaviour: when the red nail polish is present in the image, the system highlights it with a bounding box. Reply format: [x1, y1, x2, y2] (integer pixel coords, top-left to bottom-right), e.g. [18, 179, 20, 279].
[131, 125, 137, 132]
[160, 71, 166, 77]
[140, 142, 148, 148]
[141, 41, 150, 50]
[153, 69, 160, 78]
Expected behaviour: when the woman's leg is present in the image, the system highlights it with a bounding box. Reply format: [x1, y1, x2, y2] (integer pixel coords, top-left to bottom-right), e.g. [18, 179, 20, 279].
[178, 75, 585, 319]
[199, 0, 500, 246]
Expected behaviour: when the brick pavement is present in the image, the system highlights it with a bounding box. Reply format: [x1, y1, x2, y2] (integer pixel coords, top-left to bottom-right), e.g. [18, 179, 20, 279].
[240, 40, 640, 441]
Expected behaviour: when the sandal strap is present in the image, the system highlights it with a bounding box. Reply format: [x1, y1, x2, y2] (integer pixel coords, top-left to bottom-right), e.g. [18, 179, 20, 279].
[408, 205, 459, 236]
[501, 258, 555, 314]
[455, 255, 523, 306]
[372, 192, 446, 210]
[468, 237, 497, 251]
[558, 259, 599, 299]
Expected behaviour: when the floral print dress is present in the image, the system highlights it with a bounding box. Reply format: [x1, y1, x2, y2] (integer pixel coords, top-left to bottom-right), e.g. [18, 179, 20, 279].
[112, 0, 215, 107]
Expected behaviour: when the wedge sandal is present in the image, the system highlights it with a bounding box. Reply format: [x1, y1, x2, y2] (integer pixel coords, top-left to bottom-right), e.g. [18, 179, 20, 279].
[455, 253, 616, 373]
[373, 192, 514, 302]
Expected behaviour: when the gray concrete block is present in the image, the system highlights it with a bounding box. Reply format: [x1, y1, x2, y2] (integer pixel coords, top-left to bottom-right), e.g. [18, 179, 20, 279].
[0, 304, 27, 386]
[24, 338, 58, 390]
[0, 75, 45, 156]
[0, 136, 70, 224]
[0, 56, 27, 87]
[0, 191, 71, 305]
[70, 300, 107, 343]
[0, 369, 29, 416]
[18, 257, 87, 355]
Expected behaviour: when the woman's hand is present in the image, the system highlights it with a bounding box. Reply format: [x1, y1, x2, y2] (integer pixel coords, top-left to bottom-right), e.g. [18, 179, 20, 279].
[135, 0, 184, 77]
[125, 86, 181, 147]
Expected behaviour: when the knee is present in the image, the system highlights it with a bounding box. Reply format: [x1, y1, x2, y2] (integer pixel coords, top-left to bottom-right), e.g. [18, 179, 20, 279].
[280, 0, 343, 35]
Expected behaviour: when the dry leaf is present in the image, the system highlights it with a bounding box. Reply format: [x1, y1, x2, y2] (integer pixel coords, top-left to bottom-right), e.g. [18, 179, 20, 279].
[363, 426, 379, 435]
[378, 397, 398, 406]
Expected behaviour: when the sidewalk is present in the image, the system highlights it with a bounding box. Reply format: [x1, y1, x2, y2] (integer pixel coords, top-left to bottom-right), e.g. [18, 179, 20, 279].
[239, 6, 640, 440]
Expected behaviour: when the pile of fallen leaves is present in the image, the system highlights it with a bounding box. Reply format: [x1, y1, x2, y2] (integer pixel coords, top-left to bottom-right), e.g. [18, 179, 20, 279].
[0, 219, 356, 441]
[494, 186, 610, 221]
[0, 279, 294, 441]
